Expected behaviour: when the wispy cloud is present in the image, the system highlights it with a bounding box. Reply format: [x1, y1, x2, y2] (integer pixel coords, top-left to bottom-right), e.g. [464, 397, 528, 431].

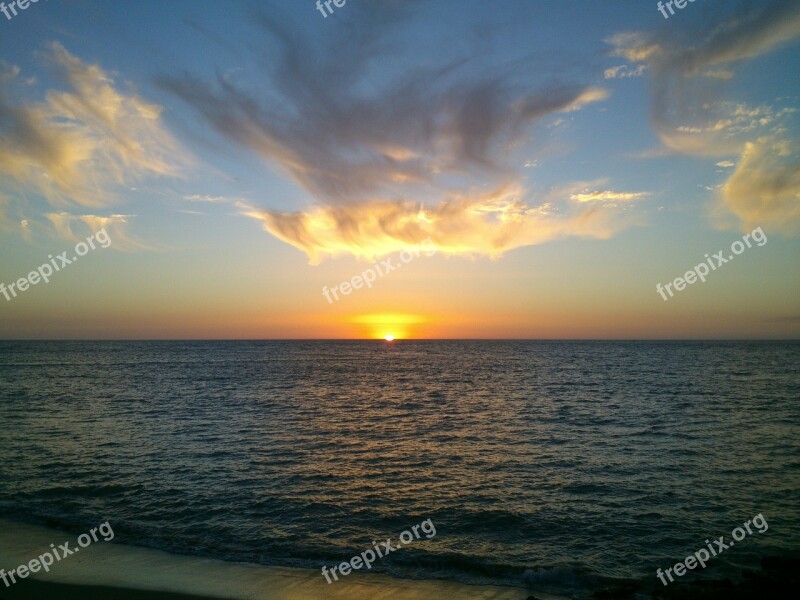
[604, 64, 647, 79]
[607, 32, 662, 63]
[608, 0, 800, 231]
[183, 194, 234, 203]
[570, 190, 649, 203]
[161, 3, 622, 261]
[44, 212, 150, 251]
[0, 43, 187, 209]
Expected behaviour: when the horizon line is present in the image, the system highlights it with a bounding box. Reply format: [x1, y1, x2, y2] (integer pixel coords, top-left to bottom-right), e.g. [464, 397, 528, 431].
[1, 338, 798, 342]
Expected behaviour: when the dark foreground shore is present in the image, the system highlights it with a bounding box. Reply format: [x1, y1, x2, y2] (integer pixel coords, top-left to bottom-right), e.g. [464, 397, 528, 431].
[586, 556, 800, 599]
[2, 519, 797, 599]
[2, 558, 797, 600]
[0, 578, 216, 600]
[649, 556, 800, 600]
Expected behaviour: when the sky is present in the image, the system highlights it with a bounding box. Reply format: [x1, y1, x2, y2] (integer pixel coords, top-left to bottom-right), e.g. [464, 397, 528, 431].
[0, 0, 798, 339]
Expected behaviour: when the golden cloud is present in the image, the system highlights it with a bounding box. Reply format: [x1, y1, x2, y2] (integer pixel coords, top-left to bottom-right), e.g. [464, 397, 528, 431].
[570, 191, 649, 203]
[241, 184, 640, 264]
[719, 138, 800, 232]
[0, 43, 187, 208]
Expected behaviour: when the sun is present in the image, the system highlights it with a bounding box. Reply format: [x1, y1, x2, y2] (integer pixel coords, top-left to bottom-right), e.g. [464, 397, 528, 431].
[384, 334, 395, 342]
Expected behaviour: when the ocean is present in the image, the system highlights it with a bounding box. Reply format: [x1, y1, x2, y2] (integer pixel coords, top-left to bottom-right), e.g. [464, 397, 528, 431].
[0, 340, 798, 597]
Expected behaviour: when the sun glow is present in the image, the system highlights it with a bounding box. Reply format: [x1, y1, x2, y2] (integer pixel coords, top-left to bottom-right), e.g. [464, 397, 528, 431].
[349, 313, 427, 340]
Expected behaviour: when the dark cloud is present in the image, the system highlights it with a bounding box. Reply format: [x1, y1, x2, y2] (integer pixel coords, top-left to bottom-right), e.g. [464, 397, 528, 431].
[159, 2, 617, 260]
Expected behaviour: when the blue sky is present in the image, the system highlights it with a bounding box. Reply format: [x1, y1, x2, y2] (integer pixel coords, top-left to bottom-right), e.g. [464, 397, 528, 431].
[1, 0, 798, 338]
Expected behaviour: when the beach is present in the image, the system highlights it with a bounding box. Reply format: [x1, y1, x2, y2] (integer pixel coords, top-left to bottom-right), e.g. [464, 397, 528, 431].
[2, 519, 797, 600]
[0, 519, 534, 600]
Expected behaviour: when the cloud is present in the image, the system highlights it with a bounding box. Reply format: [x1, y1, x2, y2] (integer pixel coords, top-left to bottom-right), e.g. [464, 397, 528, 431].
[161, 4, 620, 260]
[701, 69, 734, 80]
[718, 137, 800, 233]
[562, 87, 611, 111]
[240, 183, 639, 264]
[161, 66, 608, 205]
[604, 64, 647, 79]
[611, 2, 800, 155]
[0, 43, 186, 209]
[44, 212, 151, 251]
[608, 0, 800, 231]
[183, 194, 233, 203]
[570, 190, 649, 203]
[607, 32, 663, 63]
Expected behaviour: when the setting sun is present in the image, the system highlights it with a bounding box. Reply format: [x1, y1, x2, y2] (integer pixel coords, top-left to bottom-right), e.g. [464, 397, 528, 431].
[348, 314, 426, 340]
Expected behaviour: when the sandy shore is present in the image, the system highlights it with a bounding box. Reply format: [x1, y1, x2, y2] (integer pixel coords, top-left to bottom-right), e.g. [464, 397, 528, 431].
[0, 519, 538, 600]
[0, 577, 215, 599]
